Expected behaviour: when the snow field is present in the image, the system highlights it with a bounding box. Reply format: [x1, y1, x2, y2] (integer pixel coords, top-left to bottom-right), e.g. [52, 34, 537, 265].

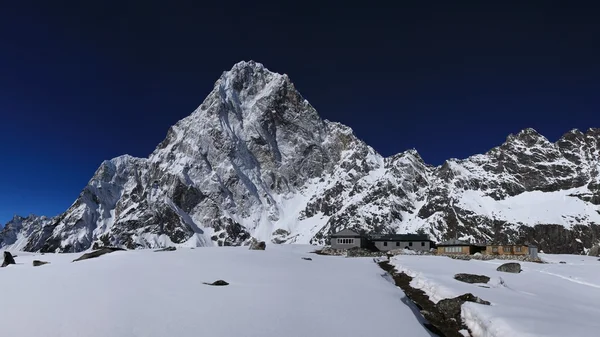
[0, 245, 433, 337]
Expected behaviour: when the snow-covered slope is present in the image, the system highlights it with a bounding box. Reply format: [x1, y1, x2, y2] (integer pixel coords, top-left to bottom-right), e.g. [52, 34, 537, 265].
[0, 215, 56, 251]
[391, 254, 600, 337]
[0, 246, 433, 337]
[2, 61, 600, 253]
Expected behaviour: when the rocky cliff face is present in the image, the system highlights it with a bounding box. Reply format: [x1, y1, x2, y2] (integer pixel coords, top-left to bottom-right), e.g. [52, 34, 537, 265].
[2, 61, 599, 253]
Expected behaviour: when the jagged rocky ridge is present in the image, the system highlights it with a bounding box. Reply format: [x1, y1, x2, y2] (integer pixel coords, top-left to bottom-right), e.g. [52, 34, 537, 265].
[2, 61, 600, 253]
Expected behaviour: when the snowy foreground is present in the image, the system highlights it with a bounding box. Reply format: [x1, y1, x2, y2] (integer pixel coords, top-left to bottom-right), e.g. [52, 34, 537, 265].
[391, 253, 600, 337]
[0, 245, 434, 337]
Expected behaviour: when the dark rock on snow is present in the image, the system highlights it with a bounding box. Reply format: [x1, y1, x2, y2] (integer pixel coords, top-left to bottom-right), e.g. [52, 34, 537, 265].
[33, 260, 50, 267]
[496, 262, 522, 273]
[154, 246, 177, 252]
[1, 251, 16, 267]
[301, 257, 312, 261]
[249, 241, 266, 250]
[559, 261, 567, 264]
[454, 273, 490, 284]
[203, 280, 229, 286]
[72, 247, 125, 262]
[436, 293, 491, 322]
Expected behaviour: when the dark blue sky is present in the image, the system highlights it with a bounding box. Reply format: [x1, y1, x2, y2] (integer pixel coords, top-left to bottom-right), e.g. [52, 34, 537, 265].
[1, 1, 599, 224]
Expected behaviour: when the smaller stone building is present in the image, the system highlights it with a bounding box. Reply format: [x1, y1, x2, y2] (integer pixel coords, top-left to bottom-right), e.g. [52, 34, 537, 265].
[436, 239, 485, 255]
[486, 244, 538, 258]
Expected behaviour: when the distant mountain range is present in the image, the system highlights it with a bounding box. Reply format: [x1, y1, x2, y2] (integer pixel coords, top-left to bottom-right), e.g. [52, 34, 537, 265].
[2, 61, 599, 253]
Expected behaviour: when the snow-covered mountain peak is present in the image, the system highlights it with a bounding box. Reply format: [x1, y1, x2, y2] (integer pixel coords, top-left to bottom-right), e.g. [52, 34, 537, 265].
[504, 127, 550, 147]
[2, 62, 600, 254]
[214, 60, 289, 106]
[226, 60, 269, 74]
[391, 148, 423, 161]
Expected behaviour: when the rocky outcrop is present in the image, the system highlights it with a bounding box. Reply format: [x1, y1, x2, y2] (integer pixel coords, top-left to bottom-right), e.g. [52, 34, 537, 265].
[2, 61, 600, 254]
[436, 293, 491, 322]
[154, 247, 176, 252]
[248, 240, 266, 251]
[378, 260, 482, 337]
[1, 251, 15, 267]
[496, 262, 522, 273]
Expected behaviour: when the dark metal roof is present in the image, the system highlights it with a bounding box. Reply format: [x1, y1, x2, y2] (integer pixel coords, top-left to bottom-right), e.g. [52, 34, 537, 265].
[368, 234, 431, 242]
[330, 229, 363, 237]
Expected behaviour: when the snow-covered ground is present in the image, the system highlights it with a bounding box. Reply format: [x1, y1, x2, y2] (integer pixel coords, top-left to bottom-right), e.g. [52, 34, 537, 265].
[457, 187, 600, 228]
[0, 245, 434, 337]
[391, 253, 600, 337]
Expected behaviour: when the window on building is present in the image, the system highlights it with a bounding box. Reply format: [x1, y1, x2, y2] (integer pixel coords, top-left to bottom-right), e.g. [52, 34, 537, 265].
[504, 246, 512, 253]
[409, 242, 413, 246]
[515, 246, 522, 252]
[421, 242, 425, 246]
[338, 238, 354, 244]
[384, 242, 388, 246]
[396, 242, 400, 246]
[445, 246, 461, 253]
[492, 246, 498, 253]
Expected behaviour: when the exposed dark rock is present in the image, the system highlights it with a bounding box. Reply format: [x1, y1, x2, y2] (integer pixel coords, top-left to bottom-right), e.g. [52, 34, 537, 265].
[72, 247, 125, 262]
[559, 261, 567, 264]
[249, 240, 266, 250]
[172, 180, 205, 213]
[454, 273, 490, 284]
[271, 229, 291, 244]
[1, 251, 16, 267]
[301, 257, 312, 261]
[203, 280, 229, 286]
[436, 293, 491, 322]
[496, 262, 522, 273]
[377, 261, 473, 337]
[33, 260, 50, 267]
[154, 246, 176, 252]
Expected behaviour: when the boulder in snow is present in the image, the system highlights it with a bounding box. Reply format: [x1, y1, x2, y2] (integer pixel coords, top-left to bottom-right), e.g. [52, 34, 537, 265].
[302, 257, 312, 261]
[73, 247, 125, 262]
[436, 293, 490, 322]
[249, 240, 266, 250]
[154, 246, 176, 252]
[203, 280, 229, 286]
[496, 262, 521, 273]
[454, 273, 490, 284]
[32, 260, 49, 267]
[1, 251, 15, 267]
[588, 245, 599, 257]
